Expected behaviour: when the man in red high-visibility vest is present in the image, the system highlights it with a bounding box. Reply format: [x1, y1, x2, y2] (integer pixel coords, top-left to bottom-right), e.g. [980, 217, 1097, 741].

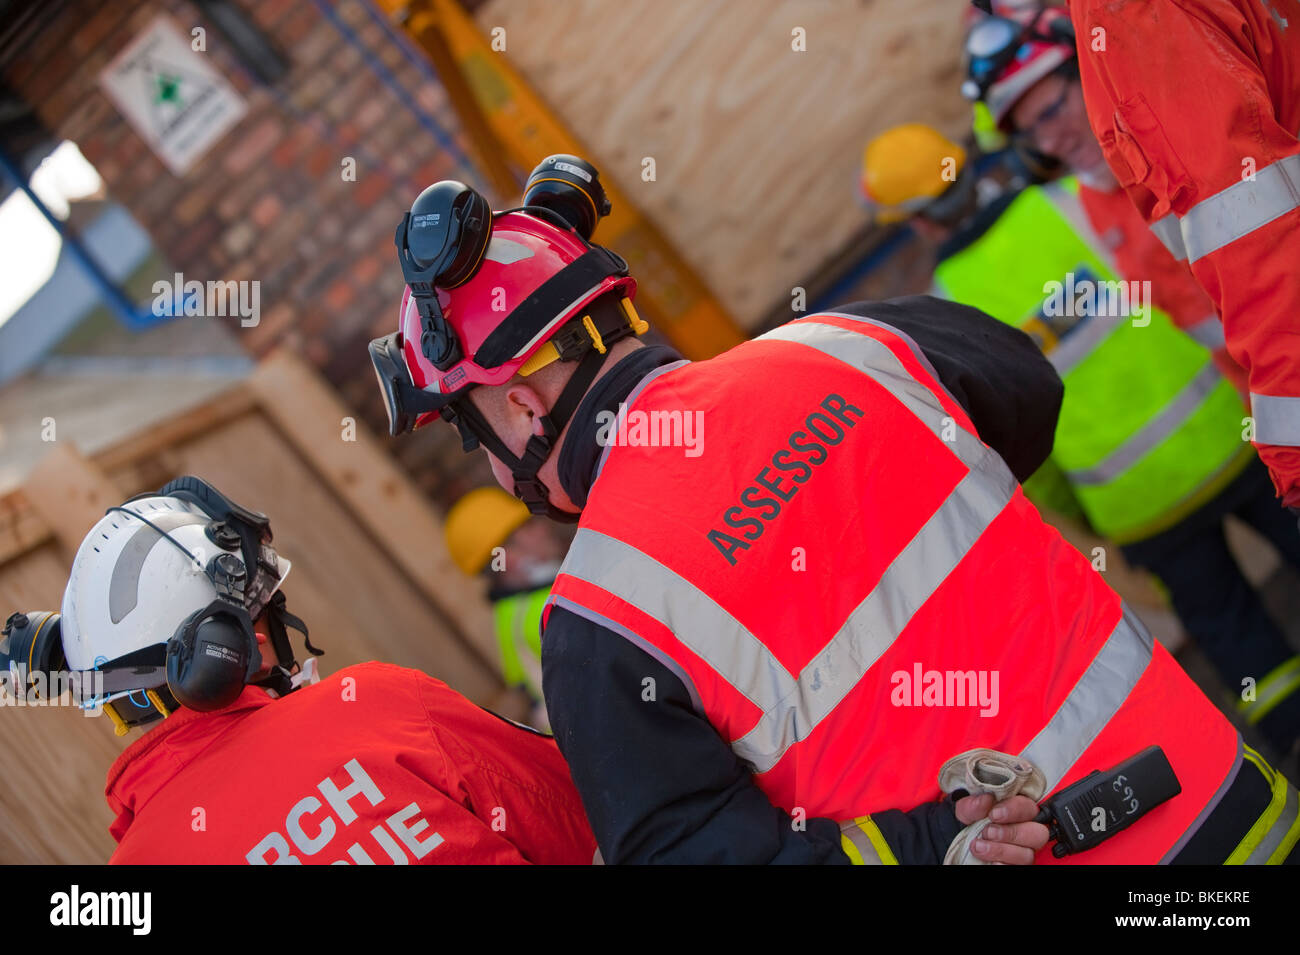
[1, 478, 596, 865]
[1063, 0, 1300, 510]
[372, 157, 1300, 864]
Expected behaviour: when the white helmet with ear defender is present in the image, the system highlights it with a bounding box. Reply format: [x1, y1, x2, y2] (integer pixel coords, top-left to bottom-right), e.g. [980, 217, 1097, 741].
[4, 476, 323, 735]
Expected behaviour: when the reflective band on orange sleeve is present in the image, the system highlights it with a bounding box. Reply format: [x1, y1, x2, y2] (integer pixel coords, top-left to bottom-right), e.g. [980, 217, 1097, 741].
[1150, 214, 1187, 262]
[1251, 393, 1300, 446]
[1179, 154, 1300, 263]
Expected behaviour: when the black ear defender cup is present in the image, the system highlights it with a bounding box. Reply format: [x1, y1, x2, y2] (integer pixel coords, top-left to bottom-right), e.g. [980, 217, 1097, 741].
[165, 551, 261, 712]
[395, 180, 494, 370]
[405, 180, 493, 288]
[523, 155, 612, 240]
[165, 600, 261, 711]
[1, 611, 65, 695]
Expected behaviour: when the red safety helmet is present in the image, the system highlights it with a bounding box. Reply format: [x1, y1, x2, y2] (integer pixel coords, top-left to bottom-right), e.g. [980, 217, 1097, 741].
[369, 155, 649, 520]
[387, 211, 636, 432]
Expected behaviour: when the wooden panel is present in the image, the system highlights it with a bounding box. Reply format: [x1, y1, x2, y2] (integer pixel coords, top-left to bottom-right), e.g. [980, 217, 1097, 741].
[247, 351, 498, 669]
[476, 0, 970, 328]
[0, 543, 124, 865]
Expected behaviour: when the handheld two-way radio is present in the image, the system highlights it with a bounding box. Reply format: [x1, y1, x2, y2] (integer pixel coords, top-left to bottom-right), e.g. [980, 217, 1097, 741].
[1035, 746, 1181, 857]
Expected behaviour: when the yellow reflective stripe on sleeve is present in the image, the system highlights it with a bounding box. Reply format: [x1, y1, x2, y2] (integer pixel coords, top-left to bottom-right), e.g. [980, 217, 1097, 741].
[1239, 655, 1300, 724]
[839, 816, 899, 865]
[1226, 747, 1300, 864]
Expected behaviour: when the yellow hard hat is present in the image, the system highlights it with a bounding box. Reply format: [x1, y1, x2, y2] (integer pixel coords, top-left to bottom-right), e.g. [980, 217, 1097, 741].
[860, 124, 968, 223]
[444, 487, 532, 576]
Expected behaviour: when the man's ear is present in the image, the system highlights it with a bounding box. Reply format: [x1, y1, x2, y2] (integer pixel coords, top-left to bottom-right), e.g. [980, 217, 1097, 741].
[504, 381, 551, 436]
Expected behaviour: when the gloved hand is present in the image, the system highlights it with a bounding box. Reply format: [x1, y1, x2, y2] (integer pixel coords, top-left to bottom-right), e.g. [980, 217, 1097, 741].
[941, 748, 1050, 865]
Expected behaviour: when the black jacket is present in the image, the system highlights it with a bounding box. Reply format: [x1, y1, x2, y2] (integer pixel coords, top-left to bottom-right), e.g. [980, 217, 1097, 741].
[543, 296, 1063, 864]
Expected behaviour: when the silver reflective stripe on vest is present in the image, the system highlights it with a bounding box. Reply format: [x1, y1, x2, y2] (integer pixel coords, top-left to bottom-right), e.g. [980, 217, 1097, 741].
[1250, 393, 1300, 446]
[760, 318, 999, 474]
[1065, 360, 1222, 485]
[1019, 603, 1154, 794]
[1042, 184, 1121, 274]
[1180, 153, 1300, 263]
[731, 464, 1017, 773]
[1036, 186, 1137, 376]
[1159, 735, 1244, 864]
[559, 315, 1020, 775]
[1183, 314, 1226, 350]
[557, 531, 795, 716]
[1150, 214, 1188, 262]
[548, 591, 706, 714]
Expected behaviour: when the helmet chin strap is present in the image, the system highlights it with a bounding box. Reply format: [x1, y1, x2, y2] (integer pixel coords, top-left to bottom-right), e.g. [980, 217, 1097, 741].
[451, 345, 610, 523]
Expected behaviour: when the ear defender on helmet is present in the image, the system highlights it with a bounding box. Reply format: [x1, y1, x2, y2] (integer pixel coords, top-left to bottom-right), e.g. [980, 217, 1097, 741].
[523, 155, 612, 240]
[164, 552, 262, 712]
[165, 598, 261, 712]
[395, 180, 494, 370]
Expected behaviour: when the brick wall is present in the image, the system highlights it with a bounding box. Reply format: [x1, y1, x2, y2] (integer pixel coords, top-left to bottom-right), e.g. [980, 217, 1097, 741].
[2, 0, 498, 509]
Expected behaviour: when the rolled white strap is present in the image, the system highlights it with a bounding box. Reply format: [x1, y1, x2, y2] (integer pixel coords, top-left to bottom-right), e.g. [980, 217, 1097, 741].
[938, 748, 1046, 865]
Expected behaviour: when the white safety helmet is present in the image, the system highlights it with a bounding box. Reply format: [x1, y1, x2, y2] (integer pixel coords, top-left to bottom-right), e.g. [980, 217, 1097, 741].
[61, 495, 291, 679]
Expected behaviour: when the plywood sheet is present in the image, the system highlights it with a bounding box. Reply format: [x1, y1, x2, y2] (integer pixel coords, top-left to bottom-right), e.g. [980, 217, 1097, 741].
[477, 0, 970, 327]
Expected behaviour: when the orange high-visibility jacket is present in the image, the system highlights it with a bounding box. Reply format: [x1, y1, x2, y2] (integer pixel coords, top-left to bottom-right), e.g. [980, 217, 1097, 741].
[547, 312, 1249, 863]
[1068, 0, 1300, 504]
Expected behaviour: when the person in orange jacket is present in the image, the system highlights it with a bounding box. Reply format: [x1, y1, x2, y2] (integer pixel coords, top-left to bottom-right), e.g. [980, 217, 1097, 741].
[0, 477, 596, 865]
[1058, 0, 1300, 508]
[963, 3, 1300, 762]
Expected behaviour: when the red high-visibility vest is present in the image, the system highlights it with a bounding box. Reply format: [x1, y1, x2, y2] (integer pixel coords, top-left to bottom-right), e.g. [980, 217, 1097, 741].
[547, 312, 1241, 863]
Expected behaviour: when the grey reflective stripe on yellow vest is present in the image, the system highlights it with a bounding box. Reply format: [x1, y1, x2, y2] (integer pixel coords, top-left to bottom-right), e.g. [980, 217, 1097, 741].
[932, 178, 1251, 544]
[1183, 314, 1226, 351]
[553, 314, 1154, 795]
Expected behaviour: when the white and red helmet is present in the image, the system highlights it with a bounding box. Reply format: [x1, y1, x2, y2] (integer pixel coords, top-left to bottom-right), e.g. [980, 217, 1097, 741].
[962, 5, 1076, 130]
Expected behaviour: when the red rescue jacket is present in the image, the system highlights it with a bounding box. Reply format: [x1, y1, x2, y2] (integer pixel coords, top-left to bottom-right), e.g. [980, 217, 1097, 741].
[106, 662, 596, 864]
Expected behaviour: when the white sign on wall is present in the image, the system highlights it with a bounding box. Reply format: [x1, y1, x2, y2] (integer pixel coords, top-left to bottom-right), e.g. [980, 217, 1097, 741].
[98, 16, 248, 176]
